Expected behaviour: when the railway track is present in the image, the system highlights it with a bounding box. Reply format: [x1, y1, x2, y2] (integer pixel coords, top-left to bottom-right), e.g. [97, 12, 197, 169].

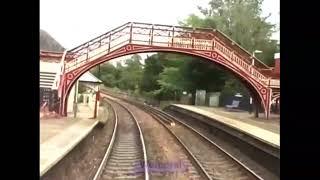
[117, 97, 263, 180]
[93, 97, 149, 180]
[101, 93, 215, 179]
[164, 108, 279, 180]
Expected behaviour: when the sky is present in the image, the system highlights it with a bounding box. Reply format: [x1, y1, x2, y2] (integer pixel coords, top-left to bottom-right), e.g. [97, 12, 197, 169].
[40, 0, 279, 63]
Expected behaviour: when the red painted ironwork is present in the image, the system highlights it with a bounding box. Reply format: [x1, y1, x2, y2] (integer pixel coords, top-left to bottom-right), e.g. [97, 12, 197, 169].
[57, 22, 280, 119]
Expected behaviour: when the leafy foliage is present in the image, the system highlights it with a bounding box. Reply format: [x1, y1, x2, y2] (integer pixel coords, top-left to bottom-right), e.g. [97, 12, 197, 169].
[181, 0, 278, 65]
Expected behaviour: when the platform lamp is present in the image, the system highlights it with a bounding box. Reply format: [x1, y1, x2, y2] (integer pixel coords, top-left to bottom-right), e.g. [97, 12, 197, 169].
[252, 50, 263, 66]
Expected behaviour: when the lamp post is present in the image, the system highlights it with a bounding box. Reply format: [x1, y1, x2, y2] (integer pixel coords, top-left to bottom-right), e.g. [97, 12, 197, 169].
[252, 50, 263, 66]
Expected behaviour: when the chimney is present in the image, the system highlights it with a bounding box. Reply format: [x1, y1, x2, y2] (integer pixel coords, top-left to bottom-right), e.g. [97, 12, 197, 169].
[274, 53, 280, 75]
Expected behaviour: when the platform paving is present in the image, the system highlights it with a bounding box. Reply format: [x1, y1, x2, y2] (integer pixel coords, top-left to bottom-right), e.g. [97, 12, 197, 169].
[40, 104, 100, 176]
[171, 104, 280, 148]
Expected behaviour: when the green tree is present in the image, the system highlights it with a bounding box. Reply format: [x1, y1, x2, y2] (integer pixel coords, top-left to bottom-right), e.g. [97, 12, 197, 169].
[181, 0, 278, 65]
[90, 62, 119, 87]
[117, 55, 144, 91]
[153, 67, 184, 100]
[140, 52, 229, 102]
[140, 54, 164, 93]
[177, 0, 279, 105]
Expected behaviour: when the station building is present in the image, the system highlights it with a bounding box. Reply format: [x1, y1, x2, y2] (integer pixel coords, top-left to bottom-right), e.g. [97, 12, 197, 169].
[40, 50, 102, 117]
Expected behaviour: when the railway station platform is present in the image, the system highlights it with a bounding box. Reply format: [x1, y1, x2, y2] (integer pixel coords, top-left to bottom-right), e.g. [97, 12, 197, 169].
[168, 104, 280, 149]
[40, 104, 99, 177]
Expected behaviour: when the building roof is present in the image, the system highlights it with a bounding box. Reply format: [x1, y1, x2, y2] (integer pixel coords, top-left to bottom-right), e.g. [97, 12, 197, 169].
[79, 72, 102, 83]
[40, 50, 74, 62]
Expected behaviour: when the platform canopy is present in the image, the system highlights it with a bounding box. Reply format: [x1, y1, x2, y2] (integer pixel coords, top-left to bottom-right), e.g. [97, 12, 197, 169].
[79, 72, 102, 84]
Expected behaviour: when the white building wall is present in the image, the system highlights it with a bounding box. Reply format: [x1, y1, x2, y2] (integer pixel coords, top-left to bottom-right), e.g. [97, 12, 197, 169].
[40, 61, 60, 73]
[67, 81, 100, 117]
[77, 83, 100, 117]
[40, 61, 61, 89]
